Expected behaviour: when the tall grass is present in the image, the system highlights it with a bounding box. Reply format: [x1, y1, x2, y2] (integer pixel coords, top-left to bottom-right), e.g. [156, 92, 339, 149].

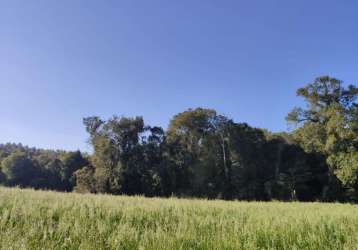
[0, 187, 357, 249]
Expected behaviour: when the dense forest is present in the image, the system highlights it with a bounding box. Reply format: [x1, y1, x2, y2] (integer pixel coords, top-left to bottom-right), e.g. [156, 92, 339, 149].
[0, 76, 357, 202]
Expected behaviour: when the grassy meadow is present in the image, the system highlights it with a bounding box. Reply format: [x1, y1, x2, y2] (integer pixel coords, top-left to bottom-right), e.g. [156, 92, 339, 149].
[0, 187, 358, 249]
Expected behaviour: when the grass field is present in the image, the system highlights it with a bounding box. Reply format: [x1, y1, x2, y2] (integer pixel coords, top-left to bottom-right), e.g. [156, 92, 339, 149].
[0, 187, 358, 249]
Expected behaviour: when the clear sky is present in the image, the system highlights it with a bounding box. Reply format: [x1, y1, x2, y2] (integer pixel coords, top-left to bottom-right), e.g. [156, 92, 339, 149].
[1, 1, 357, 151]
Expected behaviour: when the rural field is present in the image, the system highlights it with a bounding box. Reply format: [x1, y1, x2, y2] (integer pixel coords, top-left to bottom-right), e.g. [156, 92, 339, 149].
[0, 188, 358, 250]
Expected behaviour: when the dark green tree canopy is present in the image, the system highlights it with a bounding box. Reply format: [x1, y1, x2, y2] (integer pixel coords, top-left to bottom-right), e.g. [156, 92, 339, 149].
[0, 76, 356, 202]
[287, 76, 357, 199]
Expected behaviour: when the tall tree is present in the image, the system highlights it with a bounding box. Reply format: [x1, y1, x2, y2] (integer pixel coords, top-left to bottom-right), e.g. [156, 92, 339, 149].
[83, 116, 148, 194]
[167, 108, 228, 197]
[287, 76, 357, 199]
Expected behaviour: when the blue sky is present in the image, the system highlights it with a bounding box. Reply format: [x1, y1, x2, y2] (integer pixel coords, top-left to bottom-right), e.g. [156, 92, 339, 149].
[1, 1, 357, 151]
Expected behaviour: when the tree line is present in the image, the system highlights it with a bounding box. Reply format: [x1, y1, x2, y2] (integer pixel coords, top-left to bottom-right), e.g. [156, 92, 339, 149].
[0, 76, 357, 202]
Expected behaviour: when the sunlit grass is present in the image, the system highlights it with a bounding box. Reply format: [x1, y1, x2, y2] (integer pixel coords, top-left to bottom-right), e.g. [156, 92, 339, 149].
[0, 187, 357, 249]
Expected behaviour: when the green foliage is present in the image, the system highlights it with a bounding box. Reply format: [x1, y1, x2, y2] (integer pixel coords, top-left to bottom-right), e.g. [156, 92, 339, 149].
[0, 75, 356, 202]
[74, 166, 96, 193]
[287, 76, 357, 199]
[329, 151, 358, 187]
[60, 151, 89, 191]
[83, 116, 166, 196]
[0, 143, 88, 191]
[1, 151, 37, 187]
[80, 106, 337, 201]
